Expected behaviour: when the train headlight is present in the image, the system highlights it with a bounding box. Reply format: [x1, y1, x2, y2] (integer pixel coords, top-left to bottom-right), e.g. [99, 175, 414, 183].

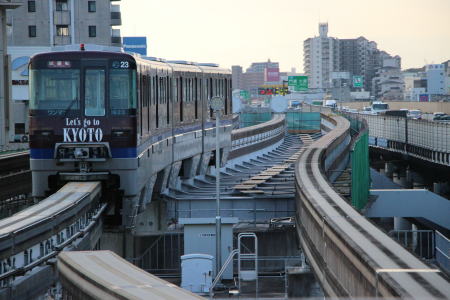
[74, 147, 89, 159]
[55, 144, 109, 161]
[112, 129, 131, 138]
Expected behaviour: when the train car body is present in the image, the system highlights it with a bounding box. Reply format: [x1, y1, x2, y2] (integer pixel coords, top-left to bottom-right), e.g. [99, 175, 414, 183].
[29, 50, 232, 229]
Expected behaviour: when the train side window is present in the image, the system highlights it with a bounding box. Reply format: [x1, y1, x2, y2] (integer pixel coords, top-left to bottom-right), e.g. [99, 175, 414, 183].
[153, 76, 156, 106]
[209, 78, 213, 118]
[156, 76, 159, 128]
[194, 77, 198, 119]
[167, 77, 171, 125]
[187, 78, 190, 102]
[180, 77, 184, 122]
[110, 68, 136, 115]
[85, 68, 105, 116]
[143, 75, 148, 107]
[174, 78, 178, 102]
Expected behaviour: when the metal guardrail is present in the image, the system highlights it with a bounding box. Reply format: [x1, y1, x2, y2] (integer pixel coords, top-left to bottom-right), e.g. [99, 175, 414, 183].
[229, 114, 286, 160]
[351, 113, 450, 167]
[436, 231, 450, 274]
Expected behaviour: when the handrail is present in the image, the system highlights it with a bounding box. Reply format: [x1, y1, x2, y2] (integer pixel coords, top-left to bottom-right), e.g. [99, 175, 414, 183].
[209, 249, 239, 299]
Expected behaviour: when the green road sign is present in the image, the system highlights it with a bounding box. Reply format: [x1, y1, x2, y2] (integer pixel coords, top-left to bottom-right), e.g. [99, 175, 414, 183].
[288, 76, 308, 91]
[240, 90, 250, 100]
[353, 75, 363, 88]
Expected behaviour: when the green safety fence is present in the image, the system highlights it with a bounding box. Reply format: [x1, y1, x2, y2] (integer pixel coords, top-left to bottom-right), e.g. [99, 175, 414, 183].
[286, 112, 321, 131]
[351, 130, 370, 210]
[239, 112, 272, 128]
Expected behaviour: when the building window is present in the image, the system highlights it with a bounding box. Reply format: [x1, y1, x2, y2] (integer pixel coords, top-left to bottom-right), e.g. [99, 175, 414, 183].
[56, 25, 69, 36]
[28, 1, 36, 12]
[28, 25, 36, 37]
[88, 1, 96, 12]
[88, 26, 96, 37]
[55, 0, 68, 11]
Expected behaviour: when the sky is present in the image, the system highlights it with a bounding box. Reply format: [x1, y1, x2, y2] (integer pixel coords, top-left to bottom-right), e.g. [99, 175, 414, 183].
[120, 0, 450, 72]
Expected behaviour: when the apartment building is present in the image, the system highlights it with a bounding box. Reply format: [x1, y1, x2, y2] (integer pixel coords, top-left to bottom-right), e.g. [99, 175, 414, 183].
[7, 0, 121, 47]
[303, 23, 400, 94]
[303, 23, 339, 89]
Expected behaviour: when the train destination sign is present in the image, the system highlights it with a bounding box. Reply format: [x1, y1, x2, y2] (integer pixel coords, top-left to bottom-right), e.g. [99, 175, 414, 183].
[63, 117, 103, 142]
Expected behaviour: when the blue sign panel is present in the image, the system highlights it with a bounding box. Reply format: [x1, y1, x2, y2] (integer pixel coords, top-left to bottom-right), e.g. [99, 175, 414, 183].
[377, 138, 388, 148]
[123, 37, 147, 56]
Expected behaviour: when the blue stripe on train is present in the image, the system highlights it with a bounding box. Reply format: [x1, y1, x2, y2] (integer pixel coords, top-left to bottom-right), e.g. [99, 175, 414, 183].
[30, 148, 54, 159]
[30, 147, 138, 159]
[110, 148, 137, 158]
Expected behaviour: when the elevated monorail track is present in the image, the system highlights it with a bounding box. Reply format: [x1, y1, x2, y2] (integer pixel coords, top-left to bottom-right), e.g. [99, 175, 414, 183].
[58, 250, 204, 300]
[0, 181, 105, 299]
[165, 133, 323, 222]
[0, 151, 31, 203]
[295, 114, 450, 298]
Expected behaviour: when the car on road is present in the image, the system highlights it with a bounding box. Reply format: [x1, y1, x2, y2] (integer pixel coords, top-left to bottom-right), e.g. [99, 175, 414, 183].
[407, 109, 422, 119]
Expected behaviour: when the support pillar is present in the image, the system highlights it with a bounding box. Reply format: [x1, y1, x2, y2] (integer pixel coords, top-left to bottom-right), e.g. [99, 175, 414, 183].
[394, 217, 411, 231]
[384, 162, 396, 178]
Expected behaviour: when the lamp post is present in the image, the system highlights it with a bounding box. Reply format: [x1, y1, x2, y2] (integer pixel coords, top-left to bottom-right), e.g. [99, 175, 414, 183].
[209, 96, 224, 277]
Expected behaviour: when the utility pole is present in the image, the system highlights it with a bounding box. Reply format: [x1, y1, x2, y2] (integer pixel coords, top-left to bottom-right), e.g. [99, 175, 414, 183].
[209, 96, 224, 277]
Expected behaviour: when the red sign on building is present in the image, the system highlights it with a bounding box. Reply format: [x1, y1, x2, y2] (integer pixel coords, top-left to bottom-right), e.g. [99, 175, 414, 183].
[265, 67, 280, 82]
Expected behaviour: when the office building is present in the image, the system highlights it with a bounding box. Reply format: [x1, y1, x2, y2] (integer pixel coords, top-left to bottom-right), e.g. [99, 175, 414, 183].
[426, 64, 446, 95]
[231, 65, 244, 90]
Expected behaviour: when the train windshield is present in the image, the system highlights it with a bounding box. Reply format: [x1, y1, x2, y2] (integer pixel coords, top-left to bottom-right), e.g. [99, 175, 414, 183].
[110, 68, 136, 115]
[30, 69, 80, 113]
[85, 68, 106, 116]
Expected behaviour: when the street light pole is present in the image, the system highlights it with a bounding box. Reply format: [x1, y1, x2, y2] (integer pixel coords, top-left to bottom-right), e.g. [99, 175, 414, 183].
[210, 96, 224, 277]
[215, 108, 221, 277]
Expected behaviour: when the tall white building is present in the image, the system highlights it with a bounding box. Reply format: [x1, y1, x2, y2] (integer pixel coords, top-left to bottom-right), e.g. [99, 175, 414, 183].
[426, 64, 446, 95]
[303, 23, 338, 89]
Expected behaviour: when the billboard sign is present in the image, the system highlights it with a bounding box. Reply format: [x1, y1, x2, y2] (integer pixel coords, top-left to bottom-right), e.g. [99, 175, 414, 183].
[123, 36, 147, 56]
[352, 75, 363, 88]
[419, 94, 429, 102]
[288, 76, 308, 91]
[265, 67, 280, 82]
[258, 87, 289, 96]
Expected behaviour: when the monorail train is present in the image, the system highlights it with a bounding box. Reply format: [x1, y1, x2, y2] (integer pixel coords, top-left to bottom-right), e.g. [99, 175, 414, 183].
[29, 49, 232, 228]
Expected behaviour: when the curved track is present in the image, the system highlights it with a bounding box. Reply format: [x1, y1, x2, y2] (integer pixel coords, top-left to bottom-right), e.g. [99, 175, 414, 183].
[58, 250, 204, 300]
[0, 182, 105, 299]
[295, 114, 450, 298]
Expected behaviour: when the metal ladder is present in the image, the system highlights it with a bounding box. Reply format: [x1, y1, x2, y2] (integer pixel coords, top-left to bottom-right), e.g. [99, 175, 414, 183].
[238, 232, 258, 298]
[209, 232, 259, 299]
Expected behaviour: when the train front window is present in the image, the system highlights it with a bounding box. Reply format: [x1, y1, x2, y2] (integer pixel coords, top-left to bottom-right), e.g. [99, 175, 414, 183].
[30, 69, 80, 114]
[110, 69, 136, 115]
[85, 68, 105, 116]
